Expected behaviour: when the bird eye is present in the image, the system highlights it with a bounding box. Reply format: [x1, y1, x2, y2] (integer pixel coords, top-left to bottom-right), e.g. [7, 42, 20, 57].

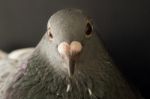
[85, 23, 93, 37]
[47, 28, 53, 39]
[48, 32, 53, 38]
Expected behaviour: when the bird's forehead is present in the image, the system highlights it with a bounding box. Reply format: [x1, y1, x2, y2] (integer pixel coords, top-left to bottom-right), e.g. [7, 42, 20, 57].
[47, 9, 87, 38]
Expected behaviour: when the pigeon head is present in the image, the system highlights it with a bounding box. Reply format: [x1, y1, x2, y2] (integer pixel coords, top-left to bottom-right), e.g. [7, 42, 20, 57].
[38, 8, 94, 77]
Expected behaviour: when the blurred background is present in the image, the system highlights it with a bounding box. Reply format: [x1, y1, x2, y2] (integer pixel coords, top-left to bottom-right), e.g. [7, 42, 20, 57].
[0, 0, 149, 98]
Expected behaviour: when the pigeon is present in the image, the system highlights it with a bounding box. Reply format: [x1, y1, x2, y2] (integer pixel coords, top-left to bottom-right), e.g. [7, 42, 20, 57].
[0, 8, 144, 99]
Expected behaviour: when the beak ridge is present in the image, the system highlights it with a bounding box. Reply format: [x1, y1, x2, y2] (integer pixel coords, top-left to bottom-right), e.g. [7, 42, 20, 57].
[68, 58, 75, 76]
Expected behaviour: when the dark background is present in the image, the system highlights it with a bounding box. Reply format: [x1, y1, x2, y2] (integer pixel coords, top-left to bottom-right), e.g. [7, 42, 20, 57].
[0, 0, 149, 98]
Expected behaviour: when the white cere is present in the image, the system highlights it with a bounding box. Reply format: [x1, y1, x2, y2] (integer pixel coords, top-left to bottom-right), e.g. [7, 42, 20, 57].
[58, 41, 82, 56]
[70, 41, 82, 54]
[58, 42, 70, 56]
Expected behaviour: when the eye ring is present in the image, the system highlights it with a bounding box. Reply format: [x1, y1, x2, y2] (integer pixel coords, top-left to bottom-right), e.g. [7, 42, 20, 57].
[85, 23, 93, 37]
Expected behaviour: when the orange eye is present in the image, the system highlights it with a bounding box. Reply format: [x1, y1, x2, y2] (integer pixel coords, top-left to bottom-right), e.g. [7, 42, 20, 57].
[85, 23, 93, 37]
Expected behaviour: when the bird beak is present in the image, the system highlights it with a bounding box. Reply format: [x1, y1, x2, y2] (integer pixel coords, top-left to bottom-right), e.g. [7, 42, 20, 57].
[68, 56, 76, 76]
[58, 41, 82, 76]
